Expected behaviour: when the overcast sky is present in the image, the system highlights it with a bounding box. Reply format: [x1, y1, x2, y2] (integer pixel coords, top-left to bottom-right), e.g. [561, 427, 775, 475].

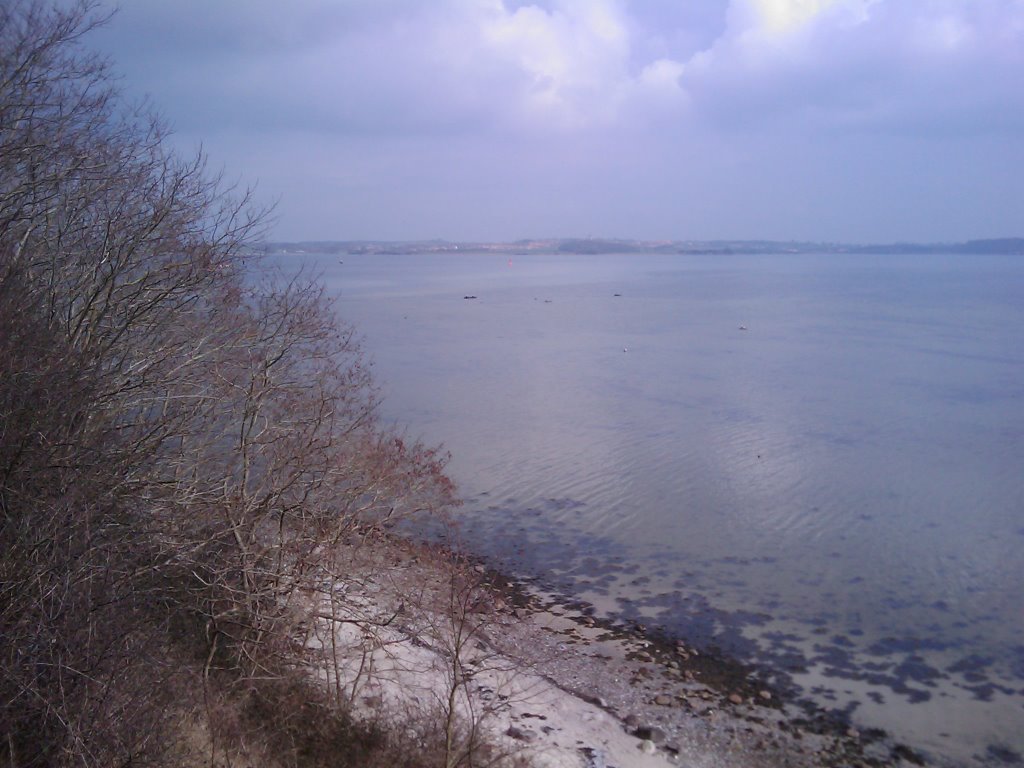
[89, 0, 1023, 243]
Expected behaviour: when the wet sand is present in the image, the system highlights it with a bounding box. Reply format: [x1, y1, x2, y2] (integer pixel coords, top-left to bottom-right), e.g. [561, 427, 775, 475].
[317, 536, 931, 767]
[482, 565, 933, 768]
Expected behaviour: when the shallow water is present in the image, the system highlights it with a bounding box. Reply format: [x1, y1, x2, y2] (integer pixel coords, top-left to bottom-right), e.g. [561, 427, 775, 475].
[305, 251, 1023, 766]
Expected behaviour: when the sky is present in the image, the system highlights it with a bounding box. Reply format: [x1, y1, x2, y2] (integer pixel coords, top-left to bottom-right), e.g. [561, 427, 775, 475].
[88, 0, 1024, 243]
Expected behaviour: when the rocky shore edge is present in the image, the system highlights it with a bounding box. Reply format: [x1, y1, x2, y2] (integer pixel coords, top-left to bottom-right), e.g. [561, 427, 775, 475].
[479, 563, 933, 768]
[319, 536, 932, 768]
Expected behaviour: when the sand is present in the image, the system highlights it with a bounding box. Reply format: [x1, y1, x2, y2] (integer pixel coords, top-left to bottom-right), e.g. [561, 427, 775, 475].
[304, 538, 925, 768]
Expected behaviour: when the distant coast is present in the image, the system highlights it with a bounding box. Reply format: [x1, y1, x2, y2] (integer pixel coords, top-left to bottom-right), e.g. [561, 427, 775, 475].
[265, 236, 1024, 258]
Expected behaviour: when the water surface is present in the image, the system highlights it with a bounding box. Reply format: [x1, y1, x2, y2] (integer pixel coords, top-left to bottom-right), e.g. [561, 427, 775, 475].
[307, 251, 1023, 766]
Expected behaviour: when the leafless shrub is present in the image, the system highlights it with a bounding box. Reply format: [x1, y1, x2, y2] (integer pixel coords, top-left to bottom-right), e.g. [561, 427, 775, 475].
[306, 536, 536, 768]
[0, 2, 457, 765]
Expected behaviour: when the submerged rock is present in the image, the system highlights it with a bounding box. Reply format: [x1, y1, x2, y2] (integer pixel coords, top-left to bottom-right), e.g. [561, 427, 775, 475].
[634, 724, 667, 744]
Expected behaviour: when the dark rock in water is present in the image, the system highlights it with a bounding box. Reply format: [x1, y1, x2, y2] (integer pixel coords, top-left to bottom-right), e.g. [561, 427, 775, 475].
[506, 726, 535, 742]
[577, 746, 603, 768]
[634, 725, 667, 744]
[891, 744, 926, 765]
[986, 744, 1023, 764]
[577, 691, 608, 709]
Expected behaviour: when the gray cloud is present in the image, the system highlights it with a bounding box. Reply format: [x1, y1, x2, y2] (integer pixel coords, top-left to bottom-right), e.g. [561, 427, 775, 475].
[89, 0, 1024, 241]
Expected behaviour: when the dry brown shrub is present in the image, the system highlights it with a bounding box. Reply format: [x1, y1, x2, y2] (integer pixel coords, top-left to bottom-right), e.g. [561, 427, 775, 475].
[1, 3, 457, 766]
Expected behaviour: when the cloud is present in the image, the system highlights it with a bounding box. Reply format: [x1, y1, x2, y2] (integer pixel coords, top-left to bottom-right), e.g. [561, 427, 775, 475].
[675, 0, 1024, 135]
[97, 0, 1024, 142]
[88, 1, 1024, 241]
[477, 0, 630, 126]
[98, 0, 696, 137]
[727, 0, 884, 37]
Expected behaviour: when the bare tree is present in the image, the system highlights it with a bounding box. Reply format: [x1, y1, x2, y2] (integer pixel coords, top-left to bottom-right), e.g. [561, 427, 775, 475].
[0, 2, 457, 766]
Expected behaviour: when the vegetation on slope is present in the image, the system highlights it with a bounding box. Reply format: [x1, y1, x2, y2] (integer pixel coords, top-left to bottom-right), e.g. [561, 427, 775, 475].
[0, 2, 460, 765]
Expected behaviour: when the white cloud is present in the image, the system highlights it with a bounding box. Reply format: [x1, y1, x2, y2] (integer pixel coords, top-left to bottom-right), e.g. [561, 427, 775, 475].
[673, 0, 1024, 135]
[745, 0, 843, 33]
[477, 0, 630, 125]
[730, 0, 881, 35]
[638, 58, 686, 92]
[911, 14, 973, 52]
[94, 0, 1024, 139]
[89, 0, 1024, 241]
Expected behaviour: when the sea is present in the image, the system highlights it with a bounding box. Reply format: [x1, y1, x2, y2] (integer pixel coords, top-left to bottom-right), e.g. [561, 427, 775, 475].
[300, 250, 1023, 767]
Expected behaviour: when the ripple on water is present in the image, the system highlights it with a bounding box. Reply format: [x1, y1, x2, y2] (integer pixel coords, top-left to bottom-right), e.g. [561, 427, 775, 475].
[324, 250, 1024, 767]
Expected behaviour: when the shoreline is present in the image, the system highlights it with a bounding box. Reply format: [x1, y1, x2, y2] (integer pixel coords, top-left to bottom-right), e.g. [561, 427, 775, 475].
[322, 534, 932, 767]
[478, 561, 930, 768]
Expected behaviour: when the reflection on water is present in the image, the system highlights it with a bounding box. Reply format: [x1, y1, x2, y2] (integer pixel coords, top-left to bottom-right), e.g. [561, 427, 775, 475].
[307, 251, 1024, 766]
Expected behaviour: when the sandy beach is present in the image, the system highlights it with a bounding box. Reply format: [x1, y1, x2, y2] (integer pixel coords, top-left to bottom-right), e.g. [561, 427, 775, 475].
[309, 537, 929, 768]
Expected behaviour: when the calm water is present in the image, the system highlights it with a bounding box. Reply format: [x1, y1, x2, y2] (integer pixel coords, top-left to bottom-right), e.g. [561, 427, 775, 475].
[308, 251, 1023, 766]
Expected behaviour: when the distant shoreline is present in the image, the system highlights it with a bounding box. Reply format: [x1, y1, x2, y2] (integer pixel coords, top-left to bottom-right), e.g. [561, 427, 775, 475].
[264, 236, 1024, 258]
